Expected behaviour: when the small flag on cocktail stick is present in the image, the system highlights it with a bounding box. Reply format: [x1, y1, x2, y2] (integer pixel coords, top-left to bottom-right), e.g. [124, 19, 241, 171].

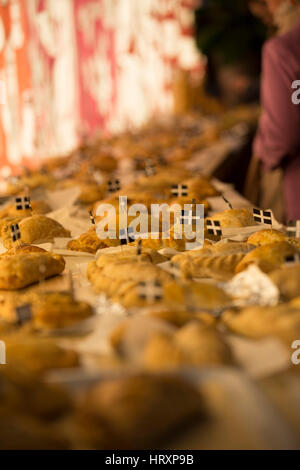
[89, 210, 96, 225]
[287, 221, 300, 238]
[138, 280, 163, 303]
[253, 208, 273, 226]
[15, 196, 31, 211]
[119, 227, 135, 245]
[222, 195, 233, 210]
[11, 223, 21, 243]
[206, 219, 222, 237]
[171, 184, 188, 197]
[179, 208, 201, 227]
[170, 262, 181, 280]
[16, 303, 32, 326]
[285, 254, 300, 265]
[108, 179, 121, 193]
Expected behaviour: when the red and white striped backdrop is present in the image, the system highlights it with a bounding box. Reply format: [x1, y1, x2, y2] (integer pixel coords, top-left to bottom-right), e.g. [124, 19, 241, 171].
[0, 0, 201, 170]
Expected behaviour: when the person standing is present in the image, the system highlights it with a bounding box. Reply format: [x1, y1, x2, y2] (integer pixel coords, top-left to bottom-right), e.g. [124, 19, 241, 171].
[248, 0, 300, 222]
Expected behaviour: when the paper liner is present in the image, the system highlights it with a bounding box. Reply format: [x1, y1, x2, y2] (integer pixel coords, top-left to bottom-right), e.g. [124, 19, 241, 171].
[227, 335, 291, 379]
[45, 186, 81, 211]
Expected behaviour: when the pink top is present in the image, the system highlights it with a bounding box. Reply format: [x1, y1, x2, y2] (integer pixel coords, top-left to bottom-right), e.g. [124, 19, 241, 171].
[253, 18, 300, 220]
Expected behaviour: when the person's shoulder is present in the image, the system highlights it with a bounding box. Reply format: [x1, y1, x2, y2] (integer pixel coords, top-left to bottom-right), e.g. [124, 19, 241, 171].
[263, 22, 300, 61]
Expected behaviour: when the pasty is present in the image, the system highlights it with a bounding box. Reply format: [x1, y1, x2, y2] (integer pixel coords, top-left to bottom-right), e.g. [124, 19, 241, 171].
[207, 208, 256, 228]
[0, 200, 51, 218]
[235, 241, 299, 273]
[0, 252, 65, 290]
[0, 291, 93, 330]
[4, 337, 79, 375]
[1, 215, 71, 248]
[144, 322, 233, 369]
[223, 304, 300, 343]
[73, 374, 205, 449]
[67, 227, 109, 253]
[173, 252, 246, 281]
[247, 229, 287, 245]
[269, 265, 300, 301]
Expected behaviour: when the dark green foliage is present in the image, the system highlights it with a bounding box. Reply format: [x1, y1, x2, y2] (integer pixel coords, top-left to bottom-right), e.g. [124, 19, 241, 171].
[195, 0, 267, 65]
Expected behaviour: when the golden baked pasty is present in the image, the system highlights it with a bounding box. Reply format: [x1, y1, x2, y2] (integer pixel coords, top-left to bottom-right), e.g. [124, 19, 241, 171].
[170, 242, 255, 281]
[144, 322, 233, 370]
[247, 229, 287, 246]
[1, 215, 71, 248]
[174, 252, 246, 281]
[73, 374, 205, 449]
[207, 208, 256, 228]
[0, 252, 65, 290]
[0, 291, 93, 330]
[118, 279, 231, 310]
[0, 366, 71, 449]
[90, 153, 118, 172]
[95, 247, 167, 266]
[67, 227, 108, 254]
[0, 200, 51, 219]
[223, 304, 300, 343]
[269, 265, 300, 301]
[0, 245, 46, 257]
[0, 410, 69, 450]
[4, 337, 79, 375]
[4, 173, 56, 195]
[235, 241, 299, 273]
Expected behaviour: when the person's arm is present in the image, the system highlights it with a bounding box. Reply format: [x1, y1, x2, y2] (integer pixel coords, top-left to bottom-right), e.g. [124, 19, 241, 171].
[254, 37, 300, 170]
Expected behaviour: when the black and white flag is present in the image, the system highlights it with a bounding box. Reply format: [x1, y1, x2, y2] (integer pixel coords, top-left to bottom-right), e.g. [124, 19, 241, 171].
[16, 304, 32, 325]
[171, 184, 188, 197]
[11, 223, 21, 242]
[287, 221, 300, 238]
[108, 179, 121, 193]
[206, 219, 222, 236]
[285, 254, 300, 265]
[138, 281, 163, 302]
[179, 208, 200, 226]
[253, 208, 273, 225]
[15, 196, 31, 211]
[119, 227, 135, 245]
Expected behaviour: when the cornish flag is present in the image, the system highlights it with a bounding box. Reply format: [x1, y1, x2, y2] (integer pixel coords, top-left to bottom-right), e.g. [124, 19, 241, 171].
[108, 179, 121, 193]
[206, 219, 222, 236]
[138, 281, 163, 302]
[119, 227, 135, 245]
[15, 196, 31, 211]
[16, 304, 32, 325]
[11, 223, 21, 242]
[171, 184, 188, 197]
[285, 254, 300, 265]
[179, 208, 200, 226]
[253, 208, 273, 225]
[287, 221, 300, 238]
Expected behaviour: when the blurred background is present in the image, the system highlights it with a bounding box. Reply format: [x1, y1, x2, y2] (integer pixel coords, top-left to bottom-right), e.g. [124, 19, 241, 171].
[0, 0, 267, 168]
